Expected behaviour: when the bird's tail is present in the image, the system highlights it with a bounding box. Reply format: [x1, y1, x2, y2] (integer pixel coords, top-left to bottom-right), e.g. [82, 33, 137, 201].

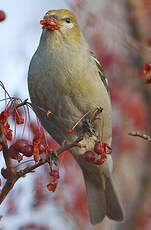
[83, 174, 124, 225]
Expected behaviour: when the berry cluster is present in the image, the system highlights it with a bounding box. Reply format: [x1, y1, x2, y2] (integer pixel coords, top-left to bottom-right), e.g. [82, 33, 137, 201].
[84, 141, 112, 165]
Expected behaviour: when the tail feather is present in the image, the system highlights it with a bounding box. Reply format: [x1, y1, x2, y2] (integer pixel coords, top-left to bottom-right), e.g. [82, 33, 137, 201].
[83, 172, 124, 225]
[84, 177, 106, 225]
[105, 177, 124, 221]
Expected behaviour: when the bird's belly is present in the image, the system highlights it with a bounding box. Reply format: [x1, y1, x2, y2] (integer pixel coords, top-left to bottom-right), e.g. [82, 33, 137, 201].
[29, 66, 112, 145]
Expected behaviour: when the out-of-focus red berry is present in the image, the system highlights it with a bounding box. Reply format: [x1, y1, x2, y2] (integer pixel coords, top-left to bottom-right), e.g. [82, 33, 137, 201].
[144, 63, 151, 84]
[147, 38, 151, 46]
[0, 144, 2, 152]
[144, 63, 151, 74]
[146, 78, 151, 84]
[0, 11, 6, 22]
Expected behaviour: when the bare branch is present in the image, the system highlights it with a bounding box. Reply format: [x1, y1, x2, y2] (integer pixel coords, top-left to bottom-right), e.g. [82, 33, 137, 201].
[129, 131, 151, 142]
[0, 130, 83, 205]
[0, 93, 84, 205]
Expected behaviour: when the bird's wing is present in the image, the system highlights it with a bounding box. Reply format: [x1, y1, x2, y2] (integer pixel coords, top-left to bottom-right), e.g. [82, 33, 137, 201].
[90, 51, 109, 92]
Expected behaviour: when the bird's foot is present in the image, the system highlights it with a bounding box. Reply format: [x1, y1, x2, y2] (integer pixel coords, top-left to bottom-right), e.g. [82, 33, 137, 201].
[90, 107, 103, 124]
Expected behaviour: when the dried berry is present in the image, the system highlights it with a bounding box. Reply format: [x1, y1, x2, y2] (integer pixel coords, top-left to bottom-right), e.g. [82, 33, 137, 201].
[16, 115, 24, 125]
[47, 180, 57, 192]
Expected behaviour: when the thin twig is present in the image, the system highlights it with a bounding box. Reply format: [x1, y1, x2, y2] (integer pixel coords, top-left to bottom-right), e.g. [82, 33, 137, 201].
[0, 95, 84, 205]
[129, 131, 151, 142]
[15, 99, 28, 109]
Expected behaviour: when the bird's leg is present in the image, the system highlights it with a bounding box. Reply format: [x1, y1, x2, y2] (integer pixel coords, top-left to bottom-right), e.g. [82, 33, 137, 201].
[81, 107, 103, 136]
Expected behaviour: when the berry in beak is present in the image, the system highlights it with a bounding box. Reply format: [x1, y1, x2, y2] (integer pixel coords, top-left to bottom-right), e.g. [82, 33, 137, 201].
[40, 16, 60, 31]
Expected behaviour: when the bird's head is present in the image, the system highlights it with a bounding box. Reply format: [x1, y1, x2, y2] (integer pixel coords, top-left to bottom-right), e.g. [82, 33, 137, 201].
[40, 9, 82, 44]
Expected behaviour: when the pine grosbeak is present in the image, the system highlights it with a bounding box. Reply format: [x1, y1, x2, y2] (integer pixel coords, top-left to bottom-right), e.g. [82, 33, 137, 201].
[28, 9, 123, 225]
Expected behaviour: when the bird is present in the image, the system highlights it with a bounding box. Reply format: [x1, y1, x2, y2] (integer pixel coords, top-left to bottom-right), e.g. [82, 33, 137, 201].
[28, 9, 124, 225]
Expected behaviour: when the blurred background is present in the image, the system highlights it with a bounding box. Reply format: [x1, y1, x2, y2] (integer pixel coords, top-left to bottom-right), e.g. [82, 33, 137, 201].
[1, 0, 151, 229]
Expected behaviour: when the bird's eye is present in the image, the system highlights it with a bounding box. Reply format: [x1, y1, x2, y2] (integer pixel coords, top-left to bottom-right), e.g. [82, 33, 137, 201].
[65, 18, 71, 23]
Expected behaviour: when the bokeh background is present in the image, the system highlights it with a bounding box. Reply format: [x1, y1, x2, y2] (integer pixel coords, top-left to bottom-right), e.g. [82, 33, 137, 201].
[1, 0, 151, 229]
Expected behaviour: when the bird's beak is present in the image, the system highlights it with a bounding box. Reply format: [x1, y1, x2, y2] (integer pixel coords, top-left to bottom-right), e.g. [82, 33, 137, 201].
[40, 16, 60, 31]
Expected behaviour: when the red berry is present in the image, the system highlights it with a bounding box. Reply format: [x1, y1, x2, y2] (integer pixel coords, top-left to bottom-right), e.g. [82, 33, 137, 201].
[0, 11, 6, 22]
[95, 153, 107, 165]
[94, 141, 112, 155]
[68, 129, 74, 134]
[16, 115, 24, 125]
[47, 180, 57, 192]
[94, 141, 105, 154]
[8, 145, 23, 162]
[50, 170, 59, 179]
[0, 144, 2, 152]
[1, 168, 8, 179]
[5, 128, 12, 141]
[13, 139, 29, 152]
[84, 150, 95, 162]
[21, 144, 33, 157]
